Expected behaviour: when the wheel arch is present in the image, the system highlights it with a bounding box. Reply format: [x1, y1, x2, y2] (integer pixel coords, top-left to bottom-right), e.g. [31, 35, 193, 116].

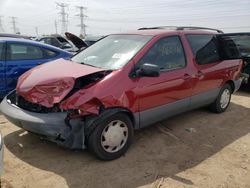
[84, 107, 139, 139]
[225, 80, 235, 93]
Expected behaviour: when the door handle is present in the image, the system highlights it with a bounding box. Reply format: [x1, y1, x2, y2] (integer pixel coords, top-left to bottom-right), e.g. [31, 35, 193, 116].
[183, 74, 191, 80]
[196, 71, 204, 78]
[37, 62, 42, 65]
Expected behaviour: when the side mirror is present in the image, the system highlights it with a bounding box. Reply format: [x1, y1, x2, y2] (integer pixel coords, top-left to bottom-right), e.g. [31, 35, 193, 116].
[137, 63, 160, 77]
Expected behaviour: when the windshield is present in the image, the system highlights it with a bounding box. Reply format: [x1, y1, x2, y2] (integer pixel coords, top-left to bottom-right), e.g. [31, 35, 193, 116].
[71, 34, 152, 70]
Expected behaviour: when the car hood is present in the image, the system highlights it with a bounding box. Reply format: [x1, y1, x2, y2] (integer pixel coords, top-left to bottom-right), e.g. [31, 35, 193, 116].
[65, 32, 88, 49]
[16, 58, 105, 107]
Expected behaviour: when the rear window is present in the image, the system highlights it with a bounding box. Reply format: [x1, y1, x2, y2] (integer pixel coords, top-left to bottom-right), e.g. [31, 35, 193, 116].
[187, 34, 220, 64]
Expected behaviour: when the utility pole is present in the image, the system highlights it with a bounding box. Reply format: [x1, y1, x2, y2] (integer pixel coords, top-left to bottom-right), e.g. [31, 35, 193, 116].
[35, 26, 39, 37]
[76, 6, 87, 38]
[56, 2, 68, 35]
[54, 20, 58, 34]
[0, 16, 4, 32]
[10, 16, 18, 34]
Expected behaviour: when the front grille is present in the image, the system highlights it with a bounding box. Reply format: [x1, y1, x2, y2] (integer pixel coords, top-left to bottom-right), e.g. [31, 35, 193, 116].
[7, 91, 58, 113]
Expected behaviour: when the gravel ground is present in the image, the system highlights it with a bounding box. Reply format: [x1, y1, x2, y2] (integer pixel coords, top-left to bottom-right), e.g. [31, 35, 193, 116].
[0, 87, 250, 188]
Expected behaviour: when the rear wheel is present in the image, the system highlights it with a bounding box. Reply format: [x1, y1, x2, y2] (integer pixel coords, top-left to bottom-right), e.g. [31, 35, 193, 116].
[209, 84, 232, 113]
[88, 113, 134, 160]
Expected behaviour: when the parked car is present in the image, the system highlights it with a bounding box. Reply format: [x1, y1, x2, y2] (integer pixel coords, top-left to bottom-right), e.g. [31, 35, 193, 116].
[221, 33, 250, 84]
[0, 37, 72, 97]
[0, 27, 249, 160]
[38, 33, 88, 53]
[0, 33, 32, 40]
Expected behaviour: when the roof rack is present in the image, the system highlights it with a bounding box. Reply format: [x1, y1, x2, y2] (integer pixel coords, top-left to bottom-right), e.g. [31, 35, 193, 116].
[138, 26, 224, 33]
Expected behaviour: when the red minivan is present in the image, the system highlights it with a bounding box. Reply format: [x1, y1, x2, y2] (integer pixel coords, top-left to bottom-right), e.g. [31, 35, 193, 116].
[1, 27, 249, 160]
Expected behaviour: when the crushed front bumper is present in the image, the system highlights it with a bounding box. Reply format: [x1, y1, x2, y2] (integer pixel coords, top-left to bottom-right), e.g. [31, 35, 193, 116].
[0, 96, 86, 149]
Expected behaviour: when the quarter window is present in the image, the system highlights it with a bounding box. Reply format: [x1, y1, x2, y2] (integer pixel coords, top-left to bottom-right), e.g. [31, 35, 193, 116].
[43, 48, 58, 58]
[138, 36, 186, 70]
[8, 43, 43, 60]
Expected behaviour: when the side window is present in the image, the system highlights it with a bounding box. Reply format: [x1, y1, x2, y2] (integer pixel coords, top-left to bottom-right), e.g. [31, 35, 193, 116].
[8, 43, 43, 60]
[51, 38, 60, 47]
[187, 35, 220, 65]
[57, 37, 68, 43]
[138, 36, 186, 70]
[43, 48, 58, 58]
[39, 39, 46, 44]
[0, 43, 4, 61]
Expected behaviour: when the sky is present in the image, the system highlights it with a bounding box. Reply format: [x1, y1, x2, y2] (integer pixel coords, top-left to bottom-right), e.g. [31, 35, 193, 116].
[0, 0, 249, 36]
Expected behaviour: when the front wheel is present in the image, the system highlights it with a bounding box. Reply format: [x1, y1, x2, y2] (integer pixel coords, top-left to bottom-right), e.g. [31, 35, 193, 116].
[209, 84, 232, 113]
[88, 113, 134, 160]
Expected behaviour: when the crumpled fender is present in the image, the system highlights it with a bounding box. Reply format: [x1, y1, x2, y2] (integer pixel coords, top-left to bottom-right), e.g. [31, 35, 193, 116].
[60, 71, 138, 115]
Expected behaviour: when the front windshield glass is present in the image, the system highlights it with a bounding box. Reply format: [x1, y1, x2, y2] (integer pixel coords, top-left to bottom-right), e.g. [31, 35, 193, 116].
[71, 34, 152, 70]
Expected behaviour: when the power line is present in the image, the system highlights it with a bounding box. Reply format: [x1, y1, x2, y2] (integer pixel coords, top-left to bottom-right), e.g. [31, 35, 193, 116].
[0, 16, 4, 32]
[76, 6, 87, 38]
[56, 2, 68, 35]
[10, 17, 18, 34]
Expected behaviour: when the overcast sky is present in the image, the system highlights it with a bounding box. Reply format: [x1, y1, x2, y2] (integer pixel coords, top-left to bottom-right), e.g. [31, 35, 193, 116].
[0, 0, 249, 36]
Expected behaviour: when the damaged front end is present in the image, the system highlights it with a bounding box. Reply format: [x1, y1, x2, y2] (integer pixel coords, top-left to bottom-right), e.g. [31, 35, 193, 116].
[2, 90, 92, 149]
[0, 63, 113, 149]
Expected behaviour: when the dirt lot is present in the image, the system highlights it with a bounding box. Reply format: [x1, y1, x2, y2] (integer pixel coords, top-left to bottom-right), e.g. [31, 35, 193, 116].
[0, 88, 250, 188]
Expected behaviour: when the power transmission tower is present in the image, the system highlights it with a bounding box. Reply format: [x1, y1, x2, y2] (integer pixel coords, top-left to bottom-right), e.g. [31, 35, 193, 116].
[55, 20, 58, 34]
[35, 27, 39, 37]
[56, 2, 68, 35]
[76, 6, 87, 38]
[10, 17, 18, 34]
[0, 16, 4, 32]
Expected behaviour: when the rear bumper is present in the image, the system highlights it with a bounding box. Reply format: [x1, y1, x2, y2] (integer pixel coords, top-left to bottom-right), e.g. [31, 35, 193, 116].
[233, 78, 243, 93]
[0, 96, 86, 149]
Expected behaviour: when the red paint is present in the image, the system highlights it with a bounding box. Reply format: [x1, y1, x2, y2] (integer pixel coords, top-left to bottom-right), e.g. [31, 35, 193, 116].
[16, 30, 243, 115]
[16, 59, 104, 107]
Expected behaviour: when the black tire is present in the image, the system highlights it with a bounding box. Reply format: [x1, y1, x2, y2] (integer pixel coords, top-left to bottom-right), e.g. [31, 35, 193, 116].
[88, 113, 134, 160]
[209, 84, 232, 113]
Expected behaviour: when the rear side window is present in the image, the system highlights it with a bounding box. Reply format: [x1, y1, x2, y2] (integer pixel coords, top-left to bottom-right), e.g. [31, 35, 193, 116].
[0, 43, 4, 61]
[8, 43, 44, 60]
[138, 36, 186, 70]
[187, 35, 220, 65]
[43, 48, 58, 58]
[57, 37, 68, 43]
[40, 38, 60, 47]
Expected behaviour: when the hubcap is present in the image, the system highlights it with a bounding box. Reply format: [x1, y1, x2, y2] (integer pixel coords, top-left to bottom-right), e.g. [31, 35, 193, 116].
[220, 89, 230, 109]
[101, 120, 128, 153]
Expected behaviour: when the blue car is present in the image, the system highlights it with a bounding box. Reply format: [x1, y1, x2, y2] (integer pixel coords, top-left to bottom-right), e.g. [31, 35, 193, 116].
[0, 37, 72, 97]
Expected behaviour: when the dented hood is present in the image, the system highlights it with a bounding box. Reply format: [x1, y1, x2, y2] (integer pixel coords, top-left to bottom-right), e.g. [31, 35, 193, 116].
[16, 58, 104, 107]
